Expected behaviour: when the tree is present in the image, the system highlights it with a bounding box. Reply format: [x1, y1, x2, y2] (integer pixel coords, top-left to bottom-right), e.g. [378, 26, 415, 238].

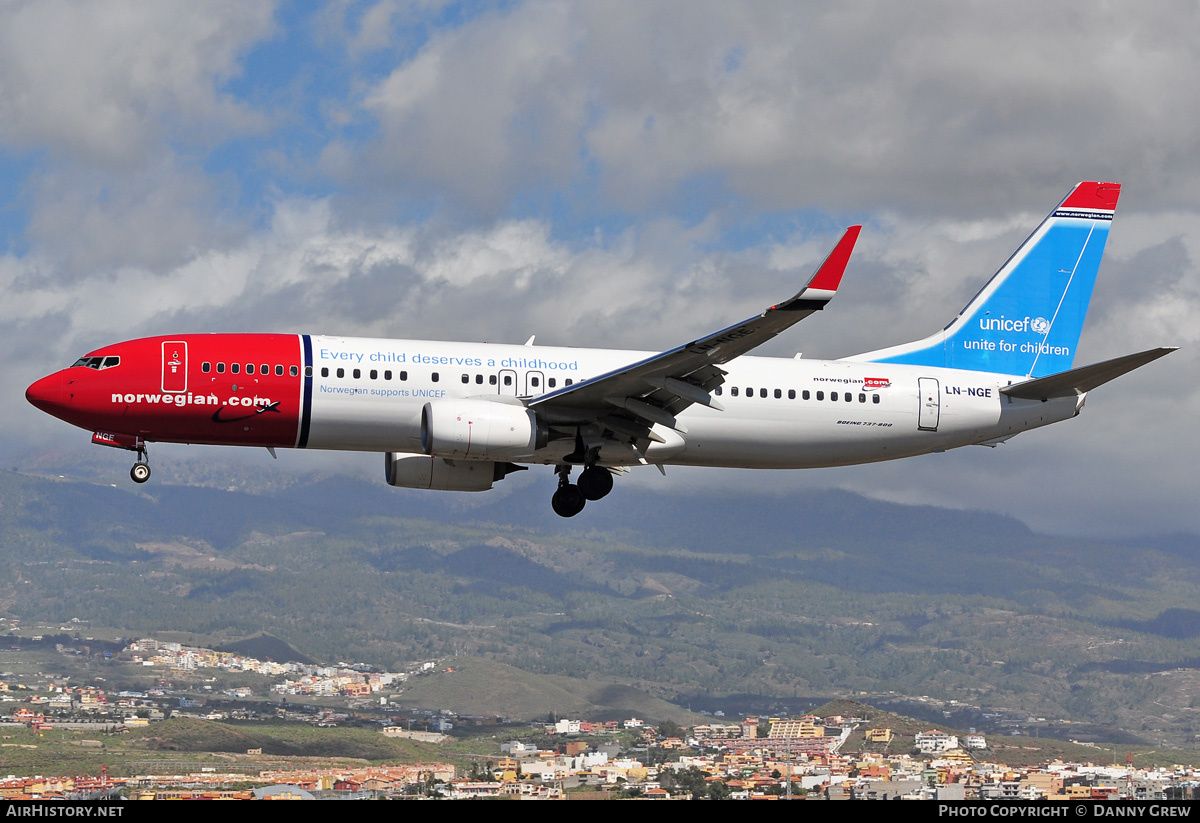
[661, 766, 708, 799]
[657, 719, 685, 739]
[707, 781, 732, 801]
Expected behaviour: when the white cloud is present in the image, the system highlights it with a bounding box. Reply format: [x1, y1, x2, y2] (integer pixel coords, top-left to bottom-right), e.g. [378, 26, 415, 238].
[341, 2, 1200, 215]
[0, 0, 274, 166]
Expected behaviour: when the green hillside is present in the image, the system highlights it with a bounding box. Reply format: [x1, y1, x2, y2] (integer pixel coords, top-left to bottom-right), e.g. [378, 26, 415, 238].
[3, 467, 1200, 748]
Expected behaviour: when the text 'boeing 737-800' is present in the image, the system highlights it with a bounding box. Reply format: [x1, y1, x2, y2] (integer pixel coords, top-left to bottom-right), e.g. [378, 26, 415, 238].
[26, 182, 1175, 517]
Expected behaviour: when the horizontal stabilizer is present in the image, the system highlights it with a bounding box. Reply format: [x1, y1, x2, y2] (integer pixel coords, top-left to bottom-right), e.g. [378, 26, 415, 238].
[1001, 347, 1177, 401]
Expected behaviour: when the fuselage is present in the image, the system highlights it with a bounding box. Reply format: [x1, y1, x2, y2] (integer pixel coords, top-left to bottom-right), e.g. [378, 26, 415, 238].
[26, 333, 1081, 470]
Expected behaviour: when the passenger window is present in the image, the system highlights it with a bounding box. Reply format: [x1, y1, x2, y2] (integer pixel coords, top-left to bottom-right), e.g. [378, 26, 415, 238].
[873, 394, 880, 404]
[489, 375, 497, 385]
[817, 391, 824, 400]
[336, 368, 344, 378]
[803, 390, 810, 400]
[246, 364, 255, 375]
[261, 364, 268, 375]
[202, 362, 211, 373]
[432, 372, 439, 382]
[746, 387, 752, 396]
[715, 386, 722, 396]
[217, 363, 226, 374]
[276, 365, 284, 376]
[788, 389, 795, 399]
[844, 392, 852, 402]
[859, 393, 866, 403]
[731, 387, 739, 397]
[565, 379, 573, 386]
[384, 370, 392, 380]
[353, 368, 361, 379]
[231, 363, 240, 374]
[400, 371, 408, 381]
[370, 369, 378, 380]
[321, 367, 329, 377]
[461, 374, 469, 384]
[503, 375, 512, 386]
[773, 389, 780, 399]
[531, 376, 540, 388]
[477, 374, 484, 384]
[548, 378, 556, 388]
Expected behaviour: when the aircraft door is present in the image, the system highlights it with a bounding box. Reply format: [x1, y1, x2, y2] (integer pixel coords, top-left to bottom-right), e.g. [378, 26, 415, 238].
[524, 370, 545, 396]
[498, 369, 518, 397]
[918, 377, 940, 431]
[161, 341, 188, 394]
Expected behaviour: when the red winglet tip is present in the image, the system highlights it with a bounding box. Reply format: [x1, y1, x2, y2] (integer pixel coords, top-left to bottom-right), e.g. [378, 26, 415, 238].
[806, 225, 861, 292]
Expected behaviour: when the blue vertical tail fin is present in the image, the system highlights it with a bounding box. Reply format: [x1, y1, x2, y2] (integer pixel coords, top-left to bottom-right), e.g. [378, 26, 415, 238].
[847, 181, 1120, 377]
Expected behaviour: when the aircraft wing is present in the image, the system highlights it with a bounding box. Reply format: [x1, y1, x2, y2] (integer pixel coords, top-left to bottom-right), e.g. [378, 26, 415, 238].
[529, 226, 861, 437]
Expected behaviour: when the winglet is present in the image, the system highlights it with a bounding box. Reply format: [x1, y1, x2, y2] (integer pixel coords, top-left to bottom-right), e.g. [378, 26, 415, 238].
[805, 225, 861, 294]
[768, 226, 861, 314]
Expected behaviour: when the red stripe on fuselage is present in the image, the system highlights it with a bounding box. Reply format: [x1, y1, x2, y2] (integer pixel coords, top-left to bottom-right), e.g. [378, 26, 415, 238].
[48, 334, 304, 447]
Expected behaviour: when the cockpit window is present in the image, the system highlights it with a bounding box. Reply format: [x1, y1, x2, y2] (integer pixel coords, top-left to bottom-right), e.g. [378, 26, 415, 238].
[71, 356, 120, 370]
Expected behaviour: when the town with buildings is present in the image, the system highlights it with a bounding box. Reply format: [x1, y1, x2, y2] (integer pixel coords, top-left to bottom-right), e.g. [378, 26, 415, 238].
[1, 638, 1199, 800]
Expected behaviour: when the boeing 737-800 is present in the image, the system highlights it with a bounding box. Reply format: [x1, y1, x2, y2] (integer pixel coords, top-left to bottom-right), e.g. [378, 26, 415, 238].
[26, 182, 1174, 517]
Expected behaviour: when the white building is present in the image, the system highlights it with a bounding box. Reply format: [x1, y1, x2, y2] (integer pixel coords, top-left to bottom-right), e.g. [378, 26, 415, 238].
[914, 731, 959, 753]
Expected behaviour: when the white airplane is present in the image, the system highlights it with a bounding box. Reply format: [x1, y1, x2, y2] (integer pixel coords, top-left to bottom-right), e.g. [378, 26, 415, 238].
[26, 181, 1174, 516]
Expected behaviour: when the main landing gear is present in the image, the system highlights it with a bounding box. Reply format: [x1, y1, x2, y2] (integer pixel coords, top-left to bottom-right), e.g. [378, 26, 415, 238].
[551, 467, 585, 518]
[550, 462, 614, 518]
[130, 446, 151, 484]
[578, 465, 613, 500]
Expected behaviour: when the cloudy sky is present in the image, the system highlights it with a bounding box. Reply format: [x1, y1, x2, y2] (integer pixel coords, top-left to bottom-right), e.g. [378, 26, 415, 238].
[4, 1, 1197, 537]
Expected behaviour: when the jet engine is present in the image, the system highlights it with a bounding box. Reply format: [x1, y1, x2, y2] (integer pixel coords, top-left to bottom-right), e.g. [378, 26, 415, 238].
[384, 451, 524, 492]
[421, 398, 548, 460]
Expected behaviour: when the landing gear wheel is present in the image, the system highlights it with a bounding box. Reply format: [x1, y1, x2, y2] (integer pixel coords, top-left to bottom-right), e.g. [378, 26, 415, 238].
[130, 463, 151, 484]
[551, 484, 586, 517]
[578, 466, 613, 501]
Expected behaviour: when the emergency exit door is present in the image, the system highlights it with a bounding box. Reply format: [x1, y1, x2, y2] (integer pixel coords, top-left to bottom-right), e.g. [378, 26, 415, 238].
[161, 341, 188, 394]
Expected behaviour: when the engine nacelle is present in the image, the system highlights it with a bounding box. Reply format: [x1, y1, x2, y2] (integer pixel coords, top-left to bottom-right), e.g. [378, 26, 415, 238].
[384, 451, 524, 492]
[421, 398, 547, 460]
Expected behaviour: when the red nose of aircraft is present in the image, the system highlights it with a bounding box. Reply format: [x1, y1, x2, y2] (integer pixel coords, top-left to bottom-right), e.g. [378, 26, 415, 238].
[26, 372, 65, 417]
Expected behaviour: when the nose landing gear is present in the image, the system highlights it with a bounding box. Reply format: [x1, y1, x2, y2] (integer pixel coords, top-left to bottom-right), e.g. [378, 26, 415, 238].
[130, 446, 151, 484]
